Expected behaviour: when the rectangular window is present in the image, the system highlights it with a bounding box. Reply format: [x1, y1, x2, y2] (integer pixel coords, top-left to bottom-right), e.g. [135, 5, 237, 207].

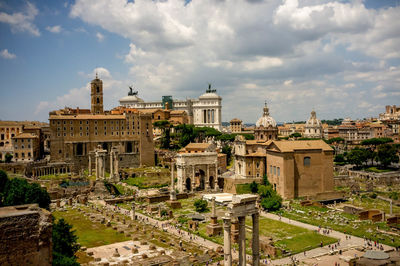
[273, 166, 276, 175]
[270, 165, 272, 174]
[277, 167, 280, 177]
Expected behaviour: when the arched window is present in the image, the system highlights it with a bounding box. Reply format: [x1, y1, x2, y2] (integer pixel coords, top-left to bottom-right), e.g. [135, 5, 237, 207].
[97, 97, 100, 104]
[96, 86, 100, 93]
[304, 157, 311, 166]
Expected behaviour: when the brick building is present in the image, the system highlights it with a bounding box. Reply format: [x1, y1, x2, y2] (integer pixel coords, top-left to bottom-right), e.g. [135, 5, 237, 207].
[49, 76, 154, 172]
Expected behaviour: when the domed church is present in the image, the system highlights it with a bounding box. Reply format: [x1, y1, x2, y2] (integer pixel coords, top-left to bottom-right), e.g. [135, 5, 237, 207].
[254, 102, 278, 141]
[304, 110, 322, 138]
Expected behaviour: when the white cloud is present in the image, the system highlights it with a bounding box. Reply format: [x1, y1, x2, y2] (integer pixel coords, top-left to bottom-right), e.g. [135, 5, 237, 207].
[46, 25, 62, 33]
[0, 2, 40, 36]
[96, 32, 104, 42]
[66, 0, 400, 122]
[0, 49, 16, 59]
[35, 67, 129, 117]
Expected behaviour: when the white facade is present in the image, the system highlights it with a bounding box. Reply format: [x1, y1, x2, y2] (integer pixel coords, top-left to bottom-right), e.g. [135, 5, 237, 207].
[304, 110, 323, 138]
[119, 87, 222, 131]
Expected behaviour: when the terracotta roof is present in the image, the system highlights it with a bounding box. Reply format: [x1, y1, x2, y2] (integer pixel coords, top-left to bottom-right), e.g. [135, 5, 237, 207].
[49, 114, 125, 120]
[268, 140, 333, 152]
[185, 143, 211, 149]
[246, 151, 267, 157]
[230, 118, 242, 123]
[13, 133, 39, 139]
[245, 139, 272, 146]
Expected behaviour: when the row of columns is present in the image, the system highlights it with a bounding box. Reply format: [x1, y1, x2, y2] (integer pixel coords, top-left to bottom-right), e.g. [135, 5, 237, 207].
[203, 109, 216, 124]
[223, 213, 259, 266]
[32, 166, 71, 177]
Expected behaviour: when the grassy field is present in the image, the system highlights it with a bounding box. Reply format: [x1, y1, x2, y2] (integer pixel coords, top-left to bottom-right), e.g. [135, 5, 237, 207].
[351, 194, 400, 214]
[236, 183, 252, 194]
[364, 167, 393, 173]
[278, 201, 400, 247]
[53, 208, 129, 248]
[123, 176, 169, 189]
[250, 216, 337, 254]
[184, 215, 336, 258]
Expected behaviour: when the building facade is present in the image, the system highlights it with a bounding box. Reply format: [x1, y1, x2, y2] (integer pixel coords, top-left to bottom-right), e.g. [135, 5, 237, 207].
[254, 103, 278, 141]
[49, 76, 154, 172]
[304, 110, 323, 138]
[266, 140, 334, 199]
[230, 118, 242, 133]
[119, 85, 222, 131]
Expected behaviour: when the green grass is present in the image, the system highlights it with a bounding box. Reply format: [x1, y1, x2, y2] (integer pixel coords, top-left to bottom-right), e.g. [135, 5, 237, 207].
[123, 176, 169, 189]
[352, 194, 400, 214]
[250, 217, 337, 254]
[236, 183, 252, 194]
[53, 208, 129, 248]
[39, 173, 70, 180]
[364, 167, 392, 173]
[277, 201, 400, 248]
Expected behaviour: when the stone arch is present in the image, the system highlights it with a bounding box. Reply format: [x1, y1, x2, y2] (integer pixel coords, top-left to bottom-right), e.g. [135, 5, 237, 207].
[209, 176, 214, 189]
[198, 169, 205, 190]
[218, 177, 224, 189]
[185, 177, 191, 191]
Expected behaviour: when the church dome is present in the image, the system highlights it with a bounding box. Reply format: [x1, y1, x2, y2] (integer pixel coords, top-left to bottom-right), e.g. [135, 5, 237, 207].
[256, 103, 276, 127]
[306, 110, 321, 127]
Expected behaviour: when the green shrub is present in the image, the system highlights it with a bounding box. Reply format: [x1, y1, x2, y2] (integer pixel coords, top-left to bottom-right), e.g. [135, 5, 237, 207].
[52, 218, 80, 266]
[194, 199, 208, 213]
[370, 193, 377, 199]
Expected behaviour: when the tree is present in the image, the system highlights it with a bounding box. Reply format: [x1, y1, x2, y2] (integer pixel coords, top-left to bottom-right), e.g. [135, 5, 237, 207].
[346, 148, 368, 168]
[262, 174, 270, 186]
[1, 174, 50, 209]
[154, 120, 171, 149]
[250, 181, 258, 193]
[258, 185, 282, 212]
[334, 154, 346, 163]
[5, 153, 12, 163]
[194, 199, 208, 213]
[289, 132, 302, 139]
[377, 144, 399, 168]
[221, 145, 232, 165]
[361, 138, 394, 151]
[52, 218, 80, 266]
[175, 124, 197, 147]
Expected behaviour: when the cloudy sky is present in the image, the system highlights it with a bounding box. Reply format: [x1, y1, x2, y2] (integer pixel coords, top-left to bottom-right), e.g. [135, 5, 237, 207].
[0, 0, 399, 124]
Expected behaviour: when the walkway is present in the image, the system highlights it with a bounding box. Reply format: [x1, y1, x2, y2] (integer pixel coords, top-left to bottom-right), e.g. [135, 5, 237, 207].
[260, 212, 393, 265]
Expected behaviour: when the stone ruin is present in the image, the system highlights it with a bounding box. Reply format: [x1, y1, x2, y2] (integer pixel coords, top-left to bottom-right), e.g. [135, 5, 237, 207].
[223, 194, 260, 266]
[206, 196, 222, 236]
[0, 204, 52, 265]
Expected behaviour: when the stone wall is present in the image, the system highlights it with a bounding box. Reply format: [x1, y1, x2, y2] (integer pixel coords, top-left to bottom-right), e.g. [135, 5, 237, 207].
[0, 204, 52, 265]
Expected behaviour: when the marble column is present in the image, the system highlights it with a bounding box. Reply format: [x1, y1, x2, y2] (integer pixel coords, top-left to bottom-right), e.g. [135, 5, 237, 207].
[206, 164, 210, 190]
[252, 213, 260, 266]
[223, 216, 232, 266]
[114, 150, 119, 181]
[170, 162, 176, 201]
[110, 151, 114, 180]
[238, 216, 246, 266]
[95, 152, 99, 181]
[191, 165, 195, 192]
[215, 162, 218, 190]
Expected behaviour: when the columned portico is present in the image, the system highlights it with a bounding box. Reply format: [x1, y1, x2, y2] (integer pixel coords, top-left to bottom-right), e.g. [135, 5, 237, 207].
[223, 194, 259, 266]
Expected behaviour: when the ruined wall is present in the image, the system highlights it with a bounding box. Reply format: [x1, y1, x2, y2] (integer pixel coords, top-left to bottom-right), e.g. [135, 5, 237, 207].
[0, 204, 52, 266]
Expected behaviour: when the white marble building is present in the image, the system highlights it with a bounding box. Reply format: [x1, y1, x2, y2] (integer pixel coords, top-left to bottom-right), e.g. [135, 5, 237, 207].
[119, 85, 222, 131]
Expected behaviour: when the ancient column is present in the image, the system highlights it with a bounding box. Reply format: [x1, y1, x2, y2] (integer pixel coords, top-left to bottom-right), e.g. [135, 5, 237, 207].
[238, 216, 246, 266]
[170, 163, 177, 201]
[215, 161, 219, 190]
[191, 165, 195, 192]
[252, 213, 260, 266]
[113, 148, 119, 182]
[223, 216, 232, 266]
[95, 152, 100, 181]
[206, 164, 210, 190]
[212, 196, 216, 217]
[110, 150, 114, 180]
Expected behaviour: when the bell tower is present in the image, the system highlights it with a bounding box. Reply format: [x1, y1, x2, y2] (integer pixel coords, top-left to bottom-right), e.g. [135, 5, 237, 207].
[91, 73, 104, 114]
